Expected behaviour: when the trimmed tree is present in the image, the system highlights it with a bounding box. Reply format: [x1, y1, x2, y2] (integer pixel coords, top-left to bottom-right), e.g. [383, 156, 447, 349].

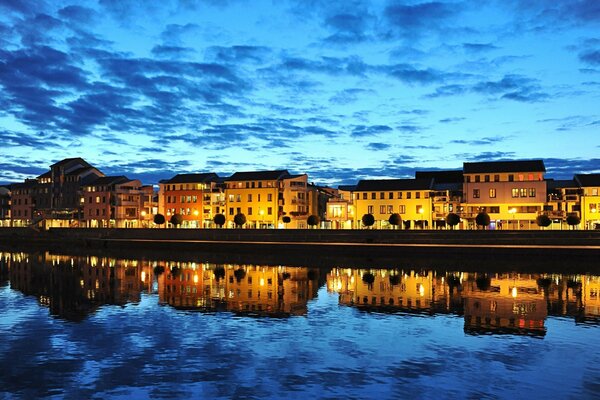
[234, 268, 246, 282]
[214, 266, 226, 281]
[153, 213, 166, 227]
[536, 214, 552, 229]
[362, 213, 375, 229]
[170, 213, 183, 228]
[282, 216, 291, 228]
[307, 215, 320, 228]
[566, 215, 580, 230]
[234, 213, 247, 228]
[446, 213, 460, 230]
[213, 213, 226, 228]
[475, 212, 491, 229]
[388, 213, 402, 229]
[362, 272, 375, 286]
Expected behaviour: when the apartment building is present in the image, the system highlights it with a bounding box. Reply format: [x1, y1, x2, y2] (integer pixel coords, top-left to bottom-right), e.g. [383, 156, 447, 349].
[224, 170, 310, 228]
[462, 160, 546, 230]
[415, 170, 463, 229]
[326, 185, 356, 229]
[82, 176, 153, 228]
[575, 174, 600, 230]
[0, 185, 10, 227]
[158, 173, 224, 228]
[353, 178, 434, 229]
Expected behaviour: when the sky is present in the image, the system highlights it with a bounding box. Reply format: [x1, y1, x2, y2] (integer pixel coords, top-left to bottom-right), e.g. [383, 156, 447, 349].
[0, 0, 599, 186]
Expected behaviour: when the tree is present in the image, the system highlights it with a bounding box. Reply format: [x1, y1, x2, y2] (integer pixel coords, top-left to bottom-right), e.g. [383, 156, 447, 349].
[234, 213, 247, 228]
[388, 213, 402, 229]
[362, 213, 375, 228]
[282, 216, 291, 228]
[536, 214, 552, 229]
[476, 275, 491, 291]
[475, 212, 490, 229]
[566, 215, 580, 229]
[307, 215, 320, 228]
[446, 213, 460, 230]
[153, 214, 166, 227]
[170, 213, 183, 228]
[234, 268, 246, 282]
[213, 213, 226, 228]
[214, 266, 226, 281]
[362, 272, 375, 286]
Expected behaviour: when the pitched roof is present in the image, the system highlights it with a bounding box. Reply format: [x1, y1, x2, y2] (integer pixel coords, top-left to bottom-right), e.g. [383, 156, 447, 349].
[88, 176, 130, 186]
[463, 160, 545, 174]
[575, 174, 600, 187]
[37, 171, 51, 179]
[546, 179, 578, 190]
[415, 170, 463, 184]
[162, 173, 219, 184]
[338, 185, 357, 192]
[50, 157, 91, 168]
[355, 178, 433, 191]
[226, 170, 290, 181]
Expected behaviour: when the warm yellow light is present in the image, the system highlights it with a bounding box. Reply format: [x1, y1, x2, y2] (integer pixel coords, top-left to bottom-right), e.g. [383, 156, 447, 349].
[259, 209, 265, 216]
[141, 211, 147, 217]
[336, 280, 342, 291]
[592, 208, 598, 213]
[418, 208, 424, 214]
[260, 278, 265, 286]
[193, 274, 199, 283]
[193, 210, 199, 216]
[141, 271, 146, 282]
[419, 284, 425, 297]
[509, 208, 517, 214]
[512, 287, 518, 298]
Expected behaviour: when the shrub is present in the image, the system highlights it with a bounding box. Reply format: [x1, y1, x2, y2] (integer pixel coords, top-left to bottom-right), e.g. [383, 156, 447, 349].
[362, 213, 375, 228]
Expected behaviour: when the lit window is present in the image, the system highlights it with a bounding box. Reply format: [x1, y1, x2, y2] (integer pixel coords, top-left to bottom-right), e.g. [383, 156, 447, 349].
[489, 189, 496, 198]
[512, 189, 519, 198]
[529, 188, 536, 197]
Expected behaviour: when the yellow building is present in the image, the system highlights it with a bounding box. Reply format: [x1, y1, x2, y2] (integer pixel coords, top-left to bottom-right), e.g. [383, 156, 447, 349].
[575, 174, 600, 230]
[353, 178, 433, 229]
[224, 170, 310, 228]
[326, 185, 356, 229]
[462, 160, 546, 230]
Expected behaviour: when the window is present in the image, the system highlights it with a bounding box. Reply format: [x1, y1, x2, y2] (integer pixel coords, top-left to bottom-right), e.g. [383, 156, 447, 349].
[399, 205, 406, 214]
[267, 207, 272, 215]
[380, 192, 385, 199]
[416, 192, 420, 199]
[380, 205, 386, 214]
[592, 188, 598, 196]
[268, 194, 272, 201]
[367, 205, 374, 214]
[397, 192, 403, 199]
[494, 174, 500, 182]
[388, 205, 394, 214]
[529, 188, 536, 197]
[508, 174, 514, 182]
[258, 182, 262, 188]
[520, 188, 527, 197]
[466, 176, 471, 183]
[407, 192, 412, 199]
[473, 189, 480, 198]
[236, 207, 241, 214]
[96, 196, 100, 203]
[248, 194, 252, 202]
[489, 206, 500, 213]
[236, 195, 241, 202]
[519, 174, 524, 182]
[258, 194, 261, 202]
[389, 192, 394, 199]
[371, 193, 376, 200]
[248, 207, 252, 215]
[475, 175, 480, 183]
[489, 189, 496, 198]
[512, 188, 519, 198]
[362, 193, 367, 200]
[228, 194, 234, 202]
[485, 175, 490, 182]
[528, 174, 534, 181]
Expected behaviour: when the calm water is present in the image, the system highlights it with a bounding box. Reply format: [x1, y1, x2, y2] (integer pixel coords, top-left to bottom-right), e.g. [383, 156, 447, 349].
[1, 252, 600, 399]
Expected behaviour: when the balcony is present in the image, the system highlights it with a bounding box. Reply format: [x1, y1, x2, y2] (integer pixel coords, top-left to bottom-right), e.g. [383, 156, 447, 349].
[538, 210, 565, 218]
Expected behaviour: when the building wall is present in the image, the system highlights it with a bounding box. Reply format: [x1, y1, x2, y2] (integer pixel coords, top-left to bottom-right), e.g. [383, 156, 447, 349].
[225, 180, 281, 228]
[353, 189, 432, 229]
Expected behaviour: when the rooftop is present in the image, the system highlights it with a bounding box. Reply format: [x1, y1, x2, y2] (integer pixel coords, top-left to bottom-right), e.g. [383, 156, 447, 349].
[575, 174, 600, 187]
[226, 170, 290, 182]
[355, 178, 433, 191]
[463, 160, 546, 174]
[161, 173, 220, 184]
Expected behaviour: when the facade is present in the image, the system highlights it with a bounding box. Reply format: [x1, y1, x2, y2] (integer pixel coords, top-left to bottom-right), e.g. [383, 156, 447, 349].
[158, 173, 223, 228]
[82, 176, 153, 228]
[575, 174, 600, 230]
[0, 185, 11, 227]
[416, 170, 463, 229]
[224, 170, 310, 228]
[9, 180, 37, 226]
[462, 160, 547, 230]
[353, 178, 434, 229]
[326, 185, 356, 229]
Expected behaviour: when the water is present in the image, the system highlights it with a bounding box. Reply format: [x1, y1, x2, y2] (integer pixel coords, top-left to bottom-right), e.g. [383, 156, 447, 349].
[1, 251, 599, 399]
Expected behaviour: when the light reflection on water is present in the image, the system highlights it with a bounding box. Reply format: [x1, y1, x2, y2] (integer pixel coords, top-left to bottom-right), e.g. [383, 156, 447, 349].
[1, 251, 599, 399]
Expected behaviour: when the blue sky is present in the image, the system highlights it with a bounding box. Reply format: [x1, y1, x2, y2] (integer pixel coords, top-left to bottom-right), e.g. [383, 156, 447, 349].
[0, 0, 599, 186]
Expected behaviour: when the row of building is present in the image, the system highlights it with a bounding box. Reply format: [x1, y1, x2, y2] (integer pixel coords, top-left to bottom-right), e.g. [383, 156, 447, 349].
[1, 157, 599, 230]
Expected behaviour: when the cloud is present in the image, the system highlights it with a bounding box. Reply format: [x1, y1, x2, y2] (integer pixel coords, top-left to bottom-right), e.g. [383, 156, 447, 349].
[450, 136, 507, 146]
[329, 88, 374, 105]
[439, 117, 465, 123]
[160, 23, 200, 44]
[579, 50, 600, 65]
[462, 43, 499, 53]
[205, 45, 271, 64]
[151, 45, 195, 59]
[58, 5, 98, 25]
[366, 142, 390, 151]
[351, 125, 393, 137]
[383, 1, 460, 38]
[323, 13, 372, 44]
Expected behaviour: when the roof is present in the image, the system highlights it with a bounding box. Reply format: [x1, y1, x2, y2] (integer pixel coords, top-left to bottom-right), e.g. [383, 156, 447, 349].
[50, 157, 90, 168]
[338, 185, 356, 192]
[88, 176, 129, 186]
[37, 171, 51, 179]
[432, 182, 463, 192]
[415, 170, 463, 184]
[463, 160, 545, 174]
[226, 170, 290, 181]
[355, 178, 433, 191]
[546, 179, 578, 190]
[162, 173, 219, 184]
[575, 174, 600, 187]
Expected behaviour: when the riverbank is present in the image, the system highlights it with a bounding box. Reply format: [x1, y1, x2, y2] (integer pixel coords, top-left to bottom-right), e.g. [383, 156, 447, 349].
[1, 227, 600, 272]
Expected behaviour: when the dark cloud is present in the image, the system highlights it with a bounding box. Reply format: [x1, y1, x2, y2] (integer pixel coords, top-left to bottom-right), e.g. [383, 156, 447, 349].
[323, 13, 371, 44]
[351, 125, 393, 137]
[329, 88, 374, 105]
[579, 50, 600, 65]
[383, 1, 459, 38]
[366, 142, 390, 151]
[0, 130, 62, 148]
[58, 5, 98, 25]
[543, 158, 600, 179]
[439, 117, 465, 123]
[462, 43, 499, 53]
[160, 23, 200, 44]
[151, 45, 195, 59]
[460, 151, 517, 162]
[205, 45, 271, 64]
[450, 136, 506, 146]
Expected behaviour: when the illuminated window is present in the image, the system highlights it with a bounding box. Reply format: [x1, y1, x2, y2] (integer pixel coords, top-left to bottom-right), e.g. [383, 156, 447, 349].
[528, 174, 534, 181]
[380, 205, 386, 214]
[367, 205, 374, 214]
[529, 188, 536, 197]
[388, 205, 394, 214]
[489, 189, 496, 198]
[519, 174, 524, 181]
[95, 196, 100, 203]
[520, 188, 527, 197]
[512, 189, 519, 198]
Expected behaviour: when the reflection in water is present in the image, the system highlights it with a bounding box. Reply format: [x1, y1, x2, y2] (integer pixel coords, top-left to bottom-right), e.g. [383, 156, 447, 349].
[2, 251, 600, 333]
[327, 268, 600, 336]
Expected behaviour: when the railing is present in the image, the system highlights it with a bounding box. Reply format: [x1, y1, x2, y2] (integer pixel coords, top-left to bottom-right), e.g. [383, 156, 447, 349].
[538, 210, 566, 218]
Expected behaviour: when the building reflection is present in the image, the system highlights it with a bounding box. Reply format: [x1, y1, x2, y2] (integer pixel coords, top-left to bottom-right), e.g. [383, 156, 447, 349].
[158, 263, 321, 317]
[327, 268, 600, 336]
[3, 252, 154, 321]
